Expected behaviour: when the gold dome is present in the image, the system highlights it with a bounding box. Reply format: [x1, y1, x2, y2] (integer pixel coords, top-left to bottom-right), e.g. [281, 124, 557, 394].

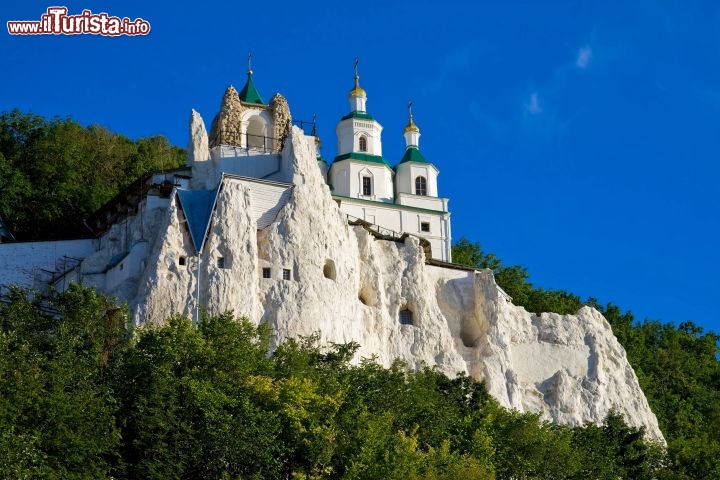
[349, 71, 366, 98]
[404, 118, 420, 133]
[349, 86, 367, 97]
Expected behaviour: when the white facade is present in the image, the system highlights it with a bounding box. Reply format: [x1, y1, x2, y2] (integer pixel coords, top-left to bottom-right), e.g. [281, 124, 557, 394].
[395, 161, 439, 199]
[335, 198, 452, 262]
[336, 116, 383, 156]
[329, 161, 394, 203]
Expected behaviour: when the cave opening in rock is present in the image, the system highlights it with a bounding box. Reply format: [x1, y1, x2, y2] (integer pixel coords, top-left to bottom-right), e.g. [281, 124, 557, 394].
[323, 259, 336, 280]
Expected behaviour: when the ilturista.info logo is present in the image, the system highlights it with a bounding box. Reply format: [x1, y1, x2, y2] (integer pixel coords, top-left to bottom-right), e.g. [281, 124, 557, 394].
[7, 7, 150, 36]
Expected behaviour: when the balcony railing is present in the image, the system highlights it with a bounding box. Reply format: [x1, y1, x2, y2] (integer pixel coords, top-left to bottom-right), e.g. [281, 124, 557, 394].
[245, 133, 278, 153]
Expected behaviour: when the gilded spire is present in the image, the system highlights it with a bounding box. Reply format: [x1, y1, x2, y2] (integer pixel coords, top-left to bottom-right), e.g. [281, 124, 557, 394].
[349, 57, 367, 98]
[404, 100, 420, 133]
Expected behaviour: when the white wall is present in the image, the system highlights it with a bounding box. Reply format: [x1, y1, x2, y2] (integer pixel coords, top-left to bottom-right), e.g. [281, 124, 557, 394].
[105, 240, 150, 292]
[330, 161, 394, 203]
[395, 161, 439, 197]
[335, 198, 451, 261]
[0, 239, 97, 290]
[396, 192, 448, 212]
[224, 176, 293, 228]
[336, 118, 383, 156]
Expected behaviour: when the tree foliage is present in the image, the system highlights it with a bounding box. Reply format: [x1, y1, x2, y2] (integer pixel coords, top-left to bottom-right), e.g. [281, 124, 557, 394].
[453, 237, 720, 479]
[0, 109, 186, 240]
[452, 237, 583, 315]
[0, 286, 670, 479]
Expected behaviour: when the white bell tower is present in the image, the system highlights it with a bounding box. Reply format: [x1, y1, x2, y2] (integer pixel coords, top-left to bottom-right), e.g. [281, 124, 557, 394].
[395, 102, 440, 198]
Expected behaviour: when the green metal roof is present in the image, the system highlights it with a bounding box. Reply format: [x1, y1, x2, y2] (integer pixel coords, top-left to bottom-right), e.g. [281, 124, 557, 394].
[398, 146, 429, 165]
[340, 111, 375, 121]
[333, 152, 392, 168]
[238, 72, 265, 105]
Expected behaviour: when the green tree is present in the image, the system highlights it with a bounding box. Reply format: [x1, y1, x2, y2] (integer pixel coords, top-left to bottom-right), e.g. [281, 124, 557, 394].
[0, 109, 185, 240]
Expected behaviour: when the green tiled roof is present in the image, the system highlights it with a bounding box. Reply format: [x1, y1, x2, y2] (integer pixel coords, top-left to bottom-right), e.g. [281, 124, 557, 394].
[333, 152, 392, 167]
[398, 146, 429, 164]
[340, 111, 375, 121]
[238, 72, 265, 105]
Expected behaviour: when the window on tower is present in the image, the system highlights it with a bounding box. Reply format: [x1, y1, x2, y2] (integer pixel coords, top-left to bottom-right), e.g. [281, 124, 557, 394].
[362, 176, 372, 196]
[415, 176, 427, 196]
[359, 135, 368, 152]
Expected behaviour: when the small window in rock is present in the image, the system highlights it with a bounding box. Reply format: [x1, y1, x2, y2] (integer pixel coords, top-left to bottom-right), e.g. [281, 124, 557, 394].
[399, 308, 414, 326]
[179, 256, 186, 266]
[119, 263, 124, 271]
[420, 222, 430, 233]
[283, 268, 291, 280]
[262, 267, 271, 279]
[217, 257, 225, 269]
[323, 259, 336, 280]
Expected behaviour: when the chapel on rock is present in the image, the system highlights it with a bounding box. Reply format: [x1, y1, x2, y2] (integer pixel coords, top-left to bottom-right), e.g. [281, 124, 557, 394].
[201, 63, 452, 262]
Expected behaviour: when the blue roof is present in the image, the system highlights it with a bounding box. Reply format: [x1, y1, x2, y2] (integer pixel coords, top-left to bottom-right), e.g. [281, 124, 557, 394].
[176, 188, 219, 253]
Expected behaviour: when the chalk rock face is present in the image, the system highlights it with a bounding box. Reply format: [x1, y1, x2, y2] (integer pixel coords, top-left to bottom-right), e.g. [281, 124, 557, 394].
[209, 85, 245, 148]
[127, 126, 663, 443]
[189, 109, 212, 190]
[432, 269, 664, 441]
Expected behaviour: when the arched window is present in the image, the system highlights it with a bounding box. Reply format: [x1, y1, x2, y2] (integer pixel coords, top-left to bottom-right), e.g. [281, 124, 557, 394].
[358, 135, 368, 152]
[415, 176, 427, 196]
[247, 115, 268, 150]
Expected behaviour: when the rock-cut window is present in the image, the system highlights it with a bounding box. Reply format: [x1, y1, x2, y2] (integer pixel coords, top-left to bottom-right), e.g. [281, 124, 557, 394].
[415, 176, 427, 196]
[359, 135, 368, 152]
[399, 308, 414, 326]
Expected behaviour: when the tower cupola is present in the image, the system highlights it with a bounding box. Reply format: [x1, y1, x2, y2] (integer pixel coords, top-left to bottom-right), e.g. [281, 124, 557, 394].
[403, 101, 421, 148]
[348, 58, 367, 112]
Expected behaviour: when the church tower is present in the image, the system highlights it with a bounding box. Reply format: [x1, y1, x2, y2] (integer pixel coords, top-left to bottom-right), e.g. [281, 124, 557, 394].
[394, 103, 440, 198]
[329, 61, 394, 203]
[208, 54, 292, 155]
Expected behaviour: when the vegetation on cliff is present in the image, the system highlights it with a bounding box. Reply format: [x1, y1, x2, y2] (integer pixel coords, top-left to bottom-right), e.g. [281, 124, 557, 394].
[453, 238, 720, 479]
[0, 286, 666, 479]
[0, 110, 185, 240]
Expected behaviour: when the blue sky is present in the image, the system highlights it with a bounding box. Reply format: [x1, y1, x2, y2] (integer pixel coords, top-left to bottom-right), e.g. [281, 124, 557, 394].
[2, 1, 718, 333]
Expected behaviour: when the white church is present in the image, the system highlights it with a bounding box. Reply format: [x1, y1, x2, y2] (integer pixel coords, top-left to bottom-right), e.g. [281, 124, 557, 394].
[326, 69, 451, 262]
[200, 63, 452, 262]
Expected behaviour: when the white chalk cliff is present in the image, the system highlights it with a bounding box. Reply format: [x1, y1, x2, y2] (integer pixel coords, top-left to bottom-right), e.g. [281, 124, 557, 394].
[107, 117, 664, 443]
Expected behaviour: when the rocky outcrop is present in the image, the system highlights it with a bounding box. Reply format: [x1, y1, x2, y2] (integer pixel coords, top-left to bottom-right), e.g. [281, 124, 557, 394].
[432, 267, 663, 441]
[117, 124, 663, 443]
[209, 85, 245, 148]
[270, 93, 292, 148]
[189, 109, 213, 190]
